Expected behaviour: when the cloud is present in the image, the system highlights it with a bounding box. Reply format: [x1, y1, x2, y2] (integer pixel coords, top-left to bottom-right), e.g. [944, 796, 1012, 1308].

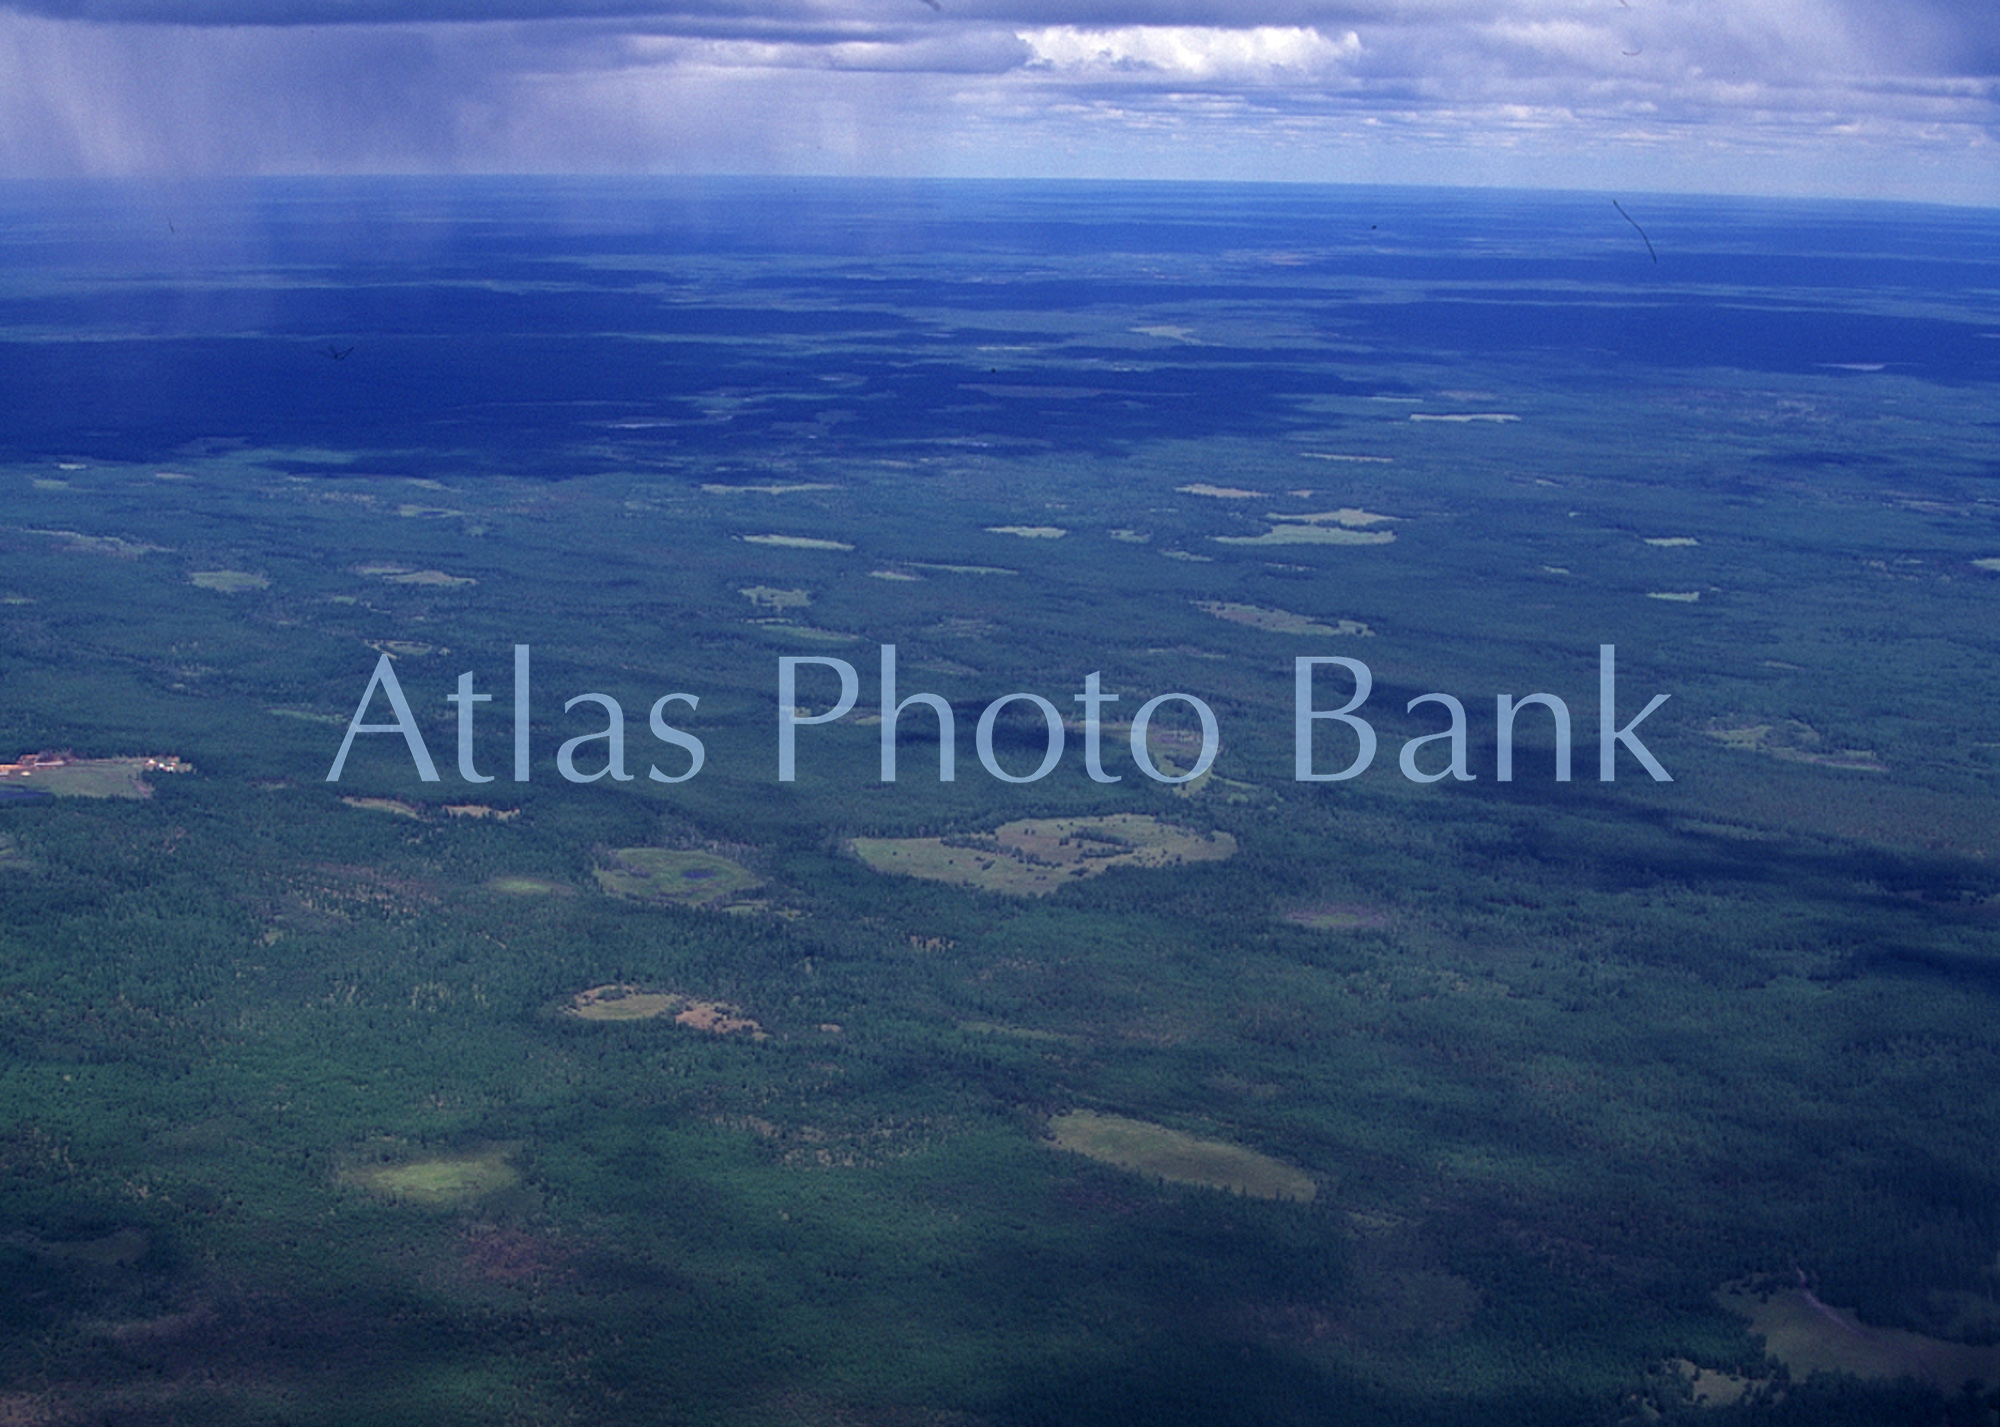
[1019, 25, 1360, 83]
[625, 28, 1031, 73]
[0, 0, 1994, 197]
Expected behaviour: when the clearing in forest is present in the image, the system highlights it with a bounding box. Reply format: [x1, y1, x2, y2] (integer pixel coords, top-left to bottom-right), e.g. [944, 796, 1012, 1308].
[1716, 1278, 2000, 1392]
[1048, 1111, 1315, 1202]
[0, 753, 187, 800]
[354, 562, 476, 586]
[341, 795, 423, 819]
[850, 814, 1235, 896]
[1196, 602, 1371, 636]
[1704, 719, 1886, 772]
[348, 1147, 520, 1205]
[595, 848, 762, 908]
[1214, 525, 1395, 547]
[740, 534, 853, 550]
[741, 585, 811, 610]
[487, 876, 564, 895]
[190, 569, 268, 591]
[566, 984, 766, 1038]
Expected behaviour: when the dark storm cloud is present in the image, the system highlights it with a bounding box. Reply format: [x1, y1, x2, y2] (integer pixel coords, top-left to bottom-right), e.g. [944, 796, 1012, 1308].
[1827, 0, 2000, 75]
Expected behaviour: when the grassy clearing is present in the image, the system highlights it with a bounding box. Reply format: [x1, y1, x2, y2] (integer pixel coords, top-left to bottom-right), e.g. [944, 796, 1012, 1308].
[487, 876, 565, 895]
[348, 1148, 520, 1205]
[961, 1021, 1078, 1044]
[567, 984, 682, 1020]
[0, 758, 173, 799]
[1214, 525, 1396, 546]
[342, 796, 423, 819]
[758, 624, 857, 643]
[190, 569, 269, 592]
[1717, 1279, 2000, 1391]
[1048, 1111, 1315, 1202]
[28, 528, 166, 556]
[354, 562, 475, 586]
[741, 585, 811, 610]
[594, 848, 762, 908]
[1196, 601, 1371, 636]
[1704, 720, 1887, 772]
[268, 707, 345, 725]
[851, 814, 1235, 897]
[567, 985, 766, 1037]
[740, 534, 852, 550]
[1265, 507, 1397, 526]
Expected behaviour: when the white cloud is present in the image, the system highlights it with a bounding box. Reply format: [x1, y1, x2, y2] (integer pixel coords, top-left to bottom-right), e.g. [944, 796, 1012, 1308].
[1018, 25, 1359, 82]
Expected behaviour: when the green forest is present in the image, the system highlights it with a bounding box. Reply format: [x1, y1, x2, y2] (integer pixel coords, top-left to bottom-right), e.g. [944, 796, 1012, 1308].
[3, 180, 2000, 1425]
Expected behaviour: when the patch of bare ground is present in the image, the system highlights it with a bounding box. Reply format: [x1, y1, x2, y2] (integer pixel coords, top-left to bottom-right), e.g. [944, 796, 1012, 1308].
[675, 1001, 763, 1036]
[445, 803, 518, 821]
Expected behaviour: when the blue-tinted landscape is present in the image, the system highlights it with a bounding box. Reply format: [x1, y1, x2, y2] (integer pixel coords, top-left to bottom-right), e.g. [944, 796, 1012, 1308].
[2, 178, 1999, 1424]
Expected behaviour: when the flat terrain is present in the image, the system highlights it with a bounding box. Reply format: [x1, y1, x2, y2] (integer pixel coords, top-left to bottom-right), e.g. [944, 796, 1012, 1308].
[3, 179, 1999, 1427]
[1048, 1111, 1316, 1202]
[594, 848, 762, 907]
[851, 815, 1236, 895]
[1717, 1279, 2000, 1392]
[347, 1148, 521, 1205]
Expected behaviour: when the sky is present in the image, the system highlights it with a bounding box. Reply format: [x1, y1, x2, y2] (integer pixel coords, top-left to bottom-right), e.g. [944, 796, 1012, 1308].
[0, 0, 1995, 201]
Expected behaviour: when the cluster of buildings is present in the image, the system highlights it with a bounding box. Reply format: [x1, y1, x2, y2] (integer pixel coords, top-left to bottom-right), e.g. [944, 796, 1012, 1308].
[0, 751, 191, 779]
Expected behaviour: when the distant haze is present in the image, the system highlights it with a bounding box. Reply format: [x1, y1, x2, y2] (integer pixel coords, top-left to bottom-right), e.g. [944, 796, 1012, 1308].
[0, 0, 1996, 201]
